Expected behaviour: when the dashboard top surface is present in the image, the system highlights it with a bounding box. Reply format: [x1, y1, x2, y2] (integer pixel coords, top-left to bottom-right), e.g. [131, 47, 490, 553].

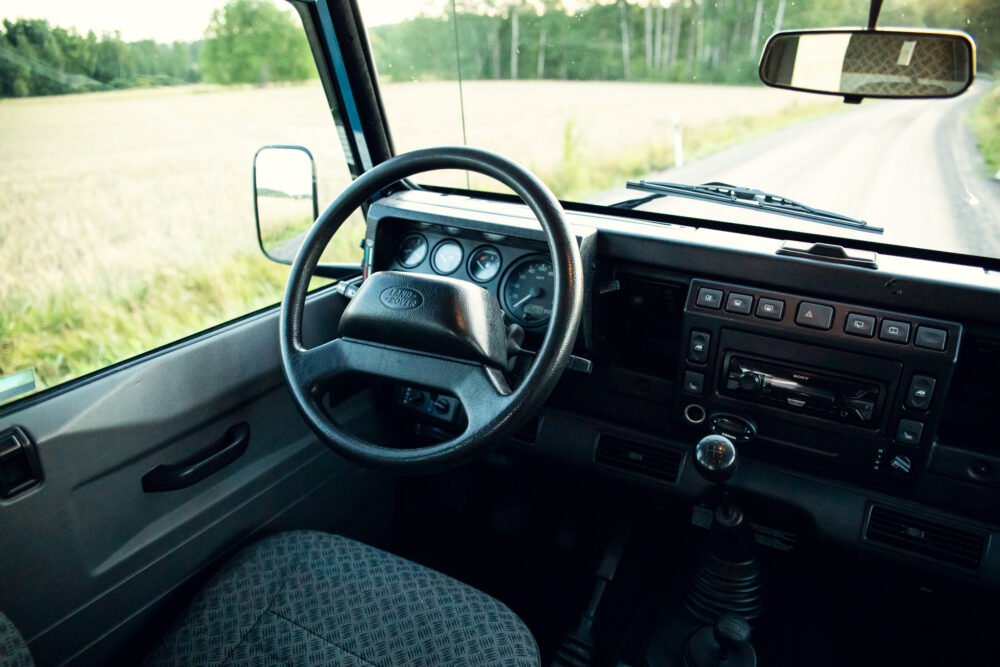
[370, 190, 1000, 326]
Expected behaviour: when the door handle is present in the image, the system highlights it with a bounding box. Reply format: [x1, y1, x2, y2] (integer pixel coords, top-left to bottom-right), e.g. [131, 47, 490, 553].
[142, 422, 250, 493]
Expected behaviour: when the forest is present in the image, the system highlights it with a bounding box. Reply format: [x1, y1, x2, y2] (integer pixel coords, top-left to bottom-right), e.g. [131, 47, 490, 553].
[1, 0, 998, 97]
[0, 0, 311, 97]
[368, 0, 1000, 85]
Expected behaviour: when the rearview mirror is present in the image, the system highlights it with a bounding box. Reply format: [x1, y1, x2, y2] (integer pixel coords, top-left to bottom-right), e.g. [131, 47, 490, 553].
[759, 29, 975, 102]
[253, 145, 318, 264]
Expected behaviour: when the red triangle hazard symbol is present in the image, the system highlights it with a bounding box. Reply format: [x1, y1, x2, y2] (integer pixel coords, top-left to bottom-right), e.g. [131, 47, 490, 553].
[804, 310, 814, 318]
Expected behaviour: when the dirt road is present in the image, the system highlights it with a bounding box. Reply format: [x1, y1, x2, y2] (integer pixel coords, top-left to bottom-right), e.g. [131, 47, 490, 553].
[600, 81, 1000, 258]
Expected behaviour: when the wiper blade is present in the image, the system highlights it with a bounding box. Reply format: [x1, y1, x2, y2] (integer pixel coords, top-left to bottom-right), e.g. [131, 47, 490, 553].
[613, 180, 883, 234]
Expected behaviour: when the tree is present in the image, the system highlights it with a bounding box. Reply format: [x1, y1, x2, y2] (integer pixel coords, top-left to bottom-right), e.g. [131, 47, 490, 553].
[201, 0, 314, 85]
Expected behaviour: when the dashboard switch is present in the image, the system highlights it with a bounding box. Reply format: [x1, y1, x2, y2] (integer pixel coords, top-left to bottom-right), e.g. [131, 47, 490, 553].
[879, 319, 911, 344]
[688, 330, 711, 364]
[905, 375, 936, 410]
[895, 419, 924, 447]
[696, 287, 724, 309]
[914, 326, 948, 351]
[795, 302, 834, 330]
[725, 292, 753, 315]
[845, 313, 876, 337]
[683, 371, 705, 396]
[755, 298, 784, 321]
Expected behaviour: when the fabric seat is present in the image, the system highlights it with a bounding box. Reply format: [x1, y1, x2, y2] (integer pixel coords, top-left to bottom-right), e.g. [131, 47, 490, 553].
[0, 611, 33, 667]
[144, 531, 540, 666]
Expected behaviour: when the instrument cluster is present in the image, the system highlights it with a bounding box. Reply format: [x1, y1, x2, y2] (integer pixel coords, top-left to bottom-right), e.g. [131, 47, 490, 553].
[390, 231, 554, 328]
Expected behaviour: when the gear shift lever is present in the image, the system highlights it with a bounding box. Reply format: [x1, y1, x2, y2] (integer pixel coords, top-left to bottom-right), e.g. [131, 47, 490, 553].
[683, 613, 757, 667]
[694, 434, 738, 483]
[685, 434, 764, 624]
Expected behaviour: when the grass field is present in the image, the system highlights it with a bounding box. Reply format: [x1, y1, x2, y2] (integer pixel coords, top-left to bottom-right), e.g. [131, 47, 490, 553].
[0, 80, 836, 396]
[971, 80, 1000, 175]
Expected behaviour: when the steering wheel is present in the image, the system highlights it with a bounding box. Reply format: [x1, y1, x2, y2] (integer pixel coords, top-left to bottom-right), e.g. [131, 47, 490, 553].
[280, 146, 583, 473]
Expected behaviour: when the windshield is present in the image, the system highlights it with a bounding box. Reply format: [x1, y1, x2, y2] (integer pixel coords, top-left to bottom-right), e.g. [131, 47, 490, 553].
[360, 1, 1000, 259]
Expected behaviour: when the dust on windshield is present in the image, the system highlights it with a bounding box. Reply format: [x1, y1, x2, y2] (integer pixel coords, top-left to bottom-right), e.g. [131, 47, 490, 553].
[362, 0, 1000, 259]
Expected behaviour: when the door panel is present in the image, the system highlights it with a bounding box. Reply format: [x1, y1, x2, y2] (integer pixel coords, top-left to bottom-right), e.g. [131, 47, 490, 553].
[0, 288, 391, 666]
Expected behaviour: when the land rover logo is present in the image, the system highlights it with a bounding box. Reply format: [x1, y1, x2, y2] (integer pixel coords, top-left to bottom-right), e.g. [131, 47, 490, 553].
[379, 287, 423, 310]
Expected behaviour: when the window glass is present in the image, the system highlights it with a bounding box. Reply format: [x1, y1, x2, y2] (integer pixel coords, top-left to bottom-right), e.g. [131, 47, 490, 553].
[362, 1, 1000, 260]
[0, 0, 360, 404]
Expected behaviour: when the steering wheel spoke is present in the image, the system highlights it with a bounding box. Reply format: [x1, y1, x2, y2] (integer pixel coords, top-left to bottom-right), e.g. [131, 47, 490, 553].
[287, 338, 352, 389]
[296, 338, 513, 431]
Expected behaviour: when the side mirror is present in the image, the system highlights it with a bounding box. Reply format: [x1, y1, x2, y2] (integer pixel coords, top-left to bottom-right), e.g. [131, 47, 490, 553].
[253, 145, 319, 265]
[759, 29, 975, 102]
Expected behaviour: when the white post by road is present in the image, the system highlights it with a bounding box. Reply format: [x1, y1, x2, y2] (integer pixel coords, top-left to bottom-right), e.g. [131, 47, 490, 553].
[673, 114, 684, 168]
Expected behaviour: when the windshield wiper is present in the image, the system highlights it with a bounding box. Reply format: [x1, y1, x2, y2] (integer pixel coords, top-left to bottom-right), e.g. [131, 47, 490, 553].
[612, 180, 883, 234]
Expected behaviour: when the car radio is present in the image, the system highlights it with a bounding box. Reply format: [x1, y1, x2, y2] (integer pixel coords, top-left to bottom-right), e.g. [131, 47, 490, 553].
[675, 279, 963, 487]
[721, 354, 883, 427]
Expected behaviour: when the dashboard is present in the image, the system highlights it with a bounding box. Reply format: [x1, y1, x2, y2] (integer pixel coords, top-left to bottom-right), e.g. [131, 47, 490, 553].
[365, 190, 1000, 587]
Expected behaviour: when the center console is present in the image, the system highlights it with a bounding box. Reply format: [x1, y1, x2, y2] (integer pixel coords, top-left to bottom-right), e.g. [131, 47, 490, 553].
[675, 279, 962, 491]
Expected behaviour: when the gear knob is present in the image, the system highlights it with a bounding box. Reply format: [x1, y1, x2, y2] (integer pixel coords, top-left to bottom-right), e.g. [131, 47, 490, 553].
[713, 613, 752, 657]
[694, 434, 738, 484]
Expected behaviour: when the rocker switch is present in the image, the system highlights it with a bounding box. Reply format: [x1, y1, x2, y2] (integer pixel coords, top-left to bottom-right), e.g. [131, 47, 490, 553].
[688, 331, 711, 364]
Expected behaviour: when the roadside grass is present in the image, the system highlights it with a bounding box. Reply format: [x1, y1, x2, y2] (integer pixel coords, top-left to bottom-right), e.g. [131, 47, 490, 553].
[0, 219, 360, 393]
[1, 253, 288, 390]
[539, 101, 842, 199]
[971, 80, 1000, 175]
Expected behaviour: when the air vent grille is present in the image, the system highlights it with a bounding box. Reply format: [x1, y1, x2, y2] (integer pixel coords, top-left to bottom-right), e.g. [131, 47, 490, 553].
[954, 338, 1000, 402]
[595, 434, 682, 483]
[864, 505, 986, 570]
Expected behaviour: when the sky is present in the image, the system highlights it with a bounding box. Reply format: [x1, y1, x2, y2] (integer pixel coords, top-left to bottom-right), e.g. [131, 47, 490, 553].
[0, 0, 445, 42]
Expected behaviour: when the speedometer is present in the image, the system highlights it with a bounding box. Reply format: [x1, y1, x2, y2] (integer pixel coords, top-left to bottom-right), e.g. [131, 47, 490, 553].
[502, 255, 554, 327]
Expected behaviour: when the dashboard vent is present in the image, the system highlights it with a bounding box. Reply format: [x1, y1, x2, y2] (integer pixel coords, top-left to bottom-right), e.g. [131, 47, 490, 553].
[954, 338, 1000, 402]
[864, 505, 986, 570]
[595, 434, 682, 483]
[513, 414, 541, 444]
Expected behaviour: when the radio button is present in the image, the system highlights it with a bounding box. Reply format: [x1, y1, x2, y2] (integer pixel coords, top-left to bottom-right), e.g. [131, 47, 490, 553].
[914, 326, 948, 351]
[683, 371, 705, 396]
[738, 371, 763, 392]
[688, 330, 711, 364]
[725, 292, 753, 315]
[895, 419, 924, 447]
[845, 313, 876, 338]
[905, 375, 936, 410]
[795, 302, 834, 330]
[879, 319, 911, 344]
[696, 287, 724, 309]
[756, 298, 784, 321]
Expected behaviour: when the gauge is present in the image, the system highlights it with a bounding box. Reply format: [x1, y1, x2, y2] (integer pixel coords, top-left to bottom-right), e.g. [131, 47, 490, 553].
[502, 255, 554, 326]
[396, 234, 428, 268]
[468, 246, 502, 283]
[431, 239, 464, 275]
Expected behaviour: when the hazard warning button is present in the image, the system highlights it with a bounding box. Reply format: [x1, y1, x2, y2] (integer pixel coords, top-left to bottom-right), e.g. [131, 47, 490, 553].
[795, 302, 834, 330]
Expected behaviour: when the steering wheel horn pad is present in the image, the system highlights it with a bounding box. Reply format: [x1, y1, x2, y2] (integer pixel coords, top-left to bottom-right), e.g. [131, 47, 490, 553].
[280, 146, 583, 473]
[339, 270, 510, 369]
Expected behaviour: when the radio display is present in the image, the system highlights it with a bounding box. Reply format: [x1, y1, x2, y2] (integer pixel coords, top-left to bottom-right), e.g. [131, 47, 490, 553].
[721, 354, 883, 426]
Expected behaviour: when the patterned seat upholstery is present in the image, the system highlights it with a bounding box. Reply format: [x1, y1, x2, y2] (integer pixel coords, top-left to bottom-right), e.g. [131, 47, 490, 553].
[0, 611, 33, 667]
[144, 531, 540, 666]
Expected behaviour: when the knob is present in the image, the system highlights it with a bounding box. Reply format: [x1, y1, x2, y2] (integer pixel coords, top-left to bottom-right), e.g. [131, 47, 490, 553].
[713, 613, 752, 658]
[694, 434, 739, 484]
[738, 371, 762, 392]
